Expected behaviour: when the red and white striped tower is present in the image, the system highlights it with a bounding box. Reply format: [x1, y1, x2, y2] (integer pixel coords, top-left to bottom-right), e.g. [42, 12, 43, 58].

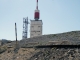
[34, 0, 40, 20]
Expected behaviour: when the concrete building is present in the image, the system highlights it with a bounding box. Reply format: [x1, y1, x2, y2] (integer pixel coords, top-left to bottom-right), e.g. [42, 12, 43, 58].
[30, 0, 43, 38]
[30, 20, 43, 38]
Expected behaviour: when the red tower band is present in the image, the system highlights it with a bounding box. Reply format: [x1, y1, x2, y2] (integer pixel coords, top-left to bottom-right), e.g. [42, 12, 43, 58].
[34, 0, 40, 20]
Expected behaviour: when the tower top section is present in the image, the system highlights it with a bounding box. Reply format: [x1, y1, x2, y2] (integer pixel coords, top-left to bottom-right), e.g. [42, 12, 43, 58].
[36, 0, 38, 10]
[34, 0, 40, 20]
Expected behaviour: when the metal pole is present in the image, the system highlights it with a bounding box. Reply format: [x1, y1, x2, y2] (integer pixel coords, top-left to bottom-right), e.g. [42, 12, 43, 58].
[15, 23, 17, 45]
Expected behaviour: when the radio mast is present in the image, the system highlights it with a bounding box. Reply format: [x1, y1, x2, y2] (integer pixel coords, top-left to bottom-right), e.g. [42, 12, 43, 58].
[22, 17, 29, 39]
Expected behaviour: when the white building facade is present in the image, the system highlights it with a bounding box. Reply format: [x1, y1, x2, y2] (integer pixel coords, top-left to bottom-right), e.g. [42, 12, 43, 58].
[30, 20, 43, 38]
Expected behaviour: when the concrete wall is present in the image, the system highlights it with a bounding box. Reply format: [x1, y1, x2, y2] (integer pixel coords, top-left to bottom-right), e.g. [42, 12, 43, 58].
[30, 20, 43, 38]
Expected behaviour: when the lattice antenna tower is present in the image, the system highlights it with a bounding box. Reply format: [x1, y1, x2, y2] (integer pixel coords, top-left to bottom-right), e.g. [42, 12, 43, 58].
[22, 17, 29, 39]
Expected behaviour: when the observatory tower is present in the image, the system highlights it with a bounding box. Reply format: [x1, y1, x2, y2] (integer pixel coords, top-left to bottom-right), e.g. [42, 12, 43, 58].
[30, 0, 43, 38]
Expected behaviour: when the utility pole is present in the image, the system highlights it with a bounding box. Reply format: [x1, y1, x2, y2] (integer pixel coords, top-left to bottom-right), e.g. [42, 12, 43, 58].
[15, 23, 17, 47]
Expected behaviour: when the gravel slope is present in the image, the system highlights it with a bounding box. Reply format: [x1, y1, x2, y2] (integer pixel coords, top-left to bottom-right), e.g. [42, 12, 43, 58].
[28, 48, 80, 60]
[19, 31, 80, 47]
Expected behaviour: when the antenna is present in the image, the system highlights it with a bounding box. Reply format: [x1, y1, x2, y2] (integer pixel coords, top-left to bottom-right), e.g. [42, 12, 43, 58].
[22, 17, 29, 39]
[36, 0, 38, 10]
[34, 0, 40, 20]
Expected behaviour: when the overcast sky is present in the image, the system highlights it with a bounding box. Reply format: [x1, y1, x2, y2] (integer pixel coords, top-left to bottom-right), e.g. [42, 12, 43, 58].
[0, 0, 80, 40]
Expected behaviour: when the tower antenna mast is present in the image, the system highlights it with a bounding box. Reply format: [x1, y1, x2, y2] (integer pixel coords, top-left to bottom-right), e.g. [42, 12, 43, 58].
[34, 0, 40, 20]
[36, 0, 38, 10]
[22, 17, 29, 39]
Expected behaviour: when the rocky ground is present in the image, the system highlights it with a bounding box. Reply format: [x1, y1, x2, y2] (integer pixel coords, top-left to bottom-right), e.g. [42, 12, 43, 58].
[0, 47, 39, 60]
[28, 48, 80, 60]
[0, 47, 80, 60]
[20, 31, 80, 47]
[0, 31, 80, 60]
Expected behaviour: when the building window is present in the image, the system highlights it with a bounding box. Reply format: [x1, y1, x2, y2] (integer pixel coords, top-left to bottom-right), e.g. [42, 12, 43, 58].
[38, 26, 40, 27]
[37, 31, 40, 32]
[38, 34, 40, 35]
[31, 34, 33, 36]
[31, 26, 34, 27]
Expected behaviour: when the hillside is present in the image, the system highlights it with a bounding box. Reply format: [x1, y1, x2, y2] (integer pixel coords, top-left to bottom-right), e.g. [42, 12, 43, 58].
[20, 31, 80, 47]
[28, 48, 80, 60]
[0, 31, 80, 60]
[0, 46, 39, 60]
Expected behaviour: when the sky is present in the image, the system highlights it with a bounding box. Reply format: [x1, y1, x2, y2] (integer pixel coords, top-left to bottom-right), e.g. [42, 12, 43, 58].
[0, 0, 80, 40]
